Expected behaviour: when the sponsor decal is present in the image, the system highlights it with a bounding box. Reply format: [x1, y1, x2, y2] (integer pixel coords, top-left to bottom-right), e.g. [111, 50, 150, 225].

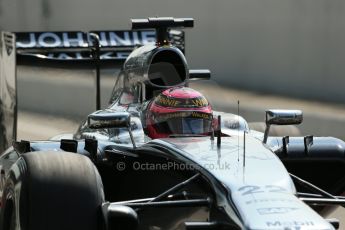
[157, 95, 180, 107]
[191, 112, 211, 119]
[3, 34, 14, 56]
[23, 51, 133, 60]
[223, 119, 240, 129]
[191, 98, 208, 107]
[266, 221, 314, 228]
[245, 198, 298, 205]
[238, 185, 287, 196]
[257, 207, 298, 215]
[155, 94, 209, 108]
[154, 111, 212, 122]
[16, 31, 156, 48]
[15, 31, 184, 60]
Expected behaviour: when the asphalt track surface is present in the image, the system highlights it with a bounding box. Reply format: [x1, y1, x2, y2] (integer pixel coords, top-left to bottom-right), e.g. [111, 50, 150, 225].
[17, 108, 345, 226]
[17, 111, 80, 140]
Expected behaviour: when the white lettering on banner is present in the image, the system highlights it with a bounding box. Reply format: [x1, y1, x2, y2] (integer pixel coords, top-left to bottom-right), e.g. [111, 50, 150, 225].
[16, 33, 36, 48]
[141, 31, 156, 45]
[99, 32, 108, 47]
[132, 32, 140, 45]
[62, 32, 85, 47]
[100, 52, 113, 59]
[116, 52, 131, 59]
[56, 53, 74, 59]
[38, 32, 61, 47]
[16, 31, 167, 48]
[75, 52, 83, 59]
[109, 32, 132, 46]
[100, 52, 130, 59]
[41, 51, 131, 60]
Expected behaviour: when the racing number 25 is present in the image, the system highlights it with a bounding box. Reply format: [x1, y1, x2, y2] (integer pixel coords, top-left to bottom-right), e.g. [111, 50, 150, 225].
[238, 185, 287, 196]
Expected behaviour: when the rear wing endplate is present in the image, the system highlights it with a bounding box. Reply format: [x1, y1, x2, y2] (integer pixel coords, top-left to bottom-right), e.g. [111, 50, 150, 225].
[0, 32, 16, 152]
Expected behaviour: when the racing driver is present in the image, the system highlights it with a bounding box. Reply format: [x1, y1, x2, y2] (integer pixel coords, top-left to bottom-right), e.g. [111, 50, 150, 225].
[145, 87, 213, 139]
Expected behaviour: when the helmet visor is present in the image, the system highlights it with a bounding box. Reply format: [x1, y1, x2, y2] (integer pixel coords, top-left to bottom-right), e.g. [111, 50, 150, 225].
[152, 111, 212, 136]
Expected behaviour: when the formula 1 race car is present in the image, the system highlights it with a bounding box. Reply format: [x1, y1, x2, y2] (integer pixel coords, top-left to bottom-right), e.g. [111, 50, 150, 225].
[1, 17, 345, 230]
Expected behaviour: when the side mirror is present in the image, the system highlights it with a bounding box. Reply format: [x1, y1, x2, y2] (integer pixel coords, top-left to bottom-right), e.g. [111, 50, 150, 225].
[189, 69, 211, 80]
[106, 204, 138, 230]
[88, 110, 131, 129]
[87, 110, 136, 148]
[266, 109, 303, 125]
[263, 109, 303, 143]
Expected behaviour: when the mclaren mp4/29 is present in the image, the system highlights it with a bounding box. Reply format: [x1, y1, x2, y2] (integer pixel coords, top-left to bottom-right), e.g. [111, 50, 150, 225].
[1, 17, 345, 230]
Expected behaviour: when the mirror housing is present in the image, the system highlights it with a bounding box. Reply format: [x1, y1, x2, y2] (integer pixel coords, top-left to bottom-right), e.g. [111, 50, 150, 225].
[87, 110, 136, 148]
[189, 69, 211, 80]
[106, 204, 138, 230]
[263, 109, 303, 144]
[88, 110, 131, 129]
[266, 109, 303, 125]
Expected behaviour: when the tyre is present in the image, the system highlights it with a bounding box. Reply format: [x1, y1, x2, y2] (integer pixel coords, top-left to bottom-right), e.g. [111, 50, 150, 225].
[249, 122, 302, 137]
[0, 151, 105, 230]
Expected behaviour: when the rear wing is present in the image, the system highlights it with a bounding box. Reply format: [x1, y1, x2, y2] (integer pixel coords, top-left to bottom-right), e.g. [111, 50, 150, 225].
[16, 30, 185, 61]
[0, 30, 184, 152]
